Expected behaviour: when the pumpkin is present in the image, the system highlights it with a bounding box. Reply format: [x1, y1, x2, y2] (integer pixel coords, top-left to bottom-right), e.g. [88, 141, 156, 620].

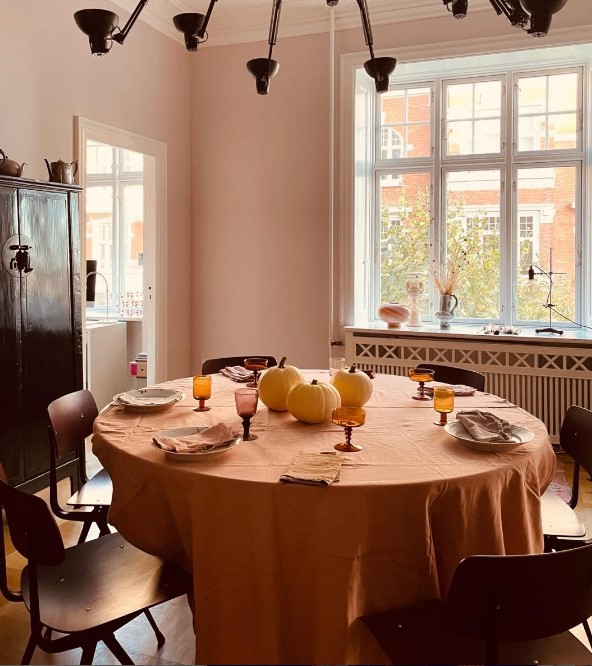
[330, 364, 373, 407]
[287, 379, 341, 424]
[259, 356, 304, 411]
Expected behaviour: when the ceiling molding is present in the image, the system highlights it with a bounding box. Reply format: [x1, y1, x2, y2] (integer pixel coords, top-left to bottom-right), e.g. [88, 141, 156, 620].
[109, 0, 496, 48]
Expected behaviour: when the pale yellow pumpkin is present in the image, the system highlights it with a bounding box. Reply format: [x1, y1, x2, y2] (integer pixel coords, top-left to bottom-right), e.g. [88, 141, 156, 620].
[330, 364, 373, 407]
[287, 379, 341, 424]
[259, 356, 304, 411]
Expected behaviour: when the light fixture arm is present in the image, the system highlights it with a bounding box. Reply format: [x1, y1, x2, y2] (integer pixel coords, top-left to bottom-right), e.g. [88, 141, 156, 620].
[112, 0, 150, 44]
[197, 0, 219, 39]
[355, 0, 376, 59]
[266, 0, 282, 72]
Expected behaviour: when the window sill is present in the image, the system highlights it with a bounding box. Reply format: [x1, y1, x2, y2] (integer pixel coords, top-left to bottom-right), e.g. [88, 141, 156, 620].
[344, 322, 592, 345]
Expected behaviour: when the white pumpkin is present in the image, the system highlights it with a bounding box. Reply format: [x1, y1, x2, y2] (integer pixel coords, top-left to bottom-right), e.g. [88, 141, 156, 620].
[287, 379, 341, 424]
[259, 356, 304, 411]
[330, 364, 373, 407]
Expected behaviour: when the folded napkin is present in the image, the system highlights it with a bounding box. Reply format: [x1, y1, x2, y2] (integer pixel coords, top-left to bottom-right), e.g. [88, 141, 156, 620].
[280, 452, 343, 486]
[154, 423, 238, 453]
[424, 384, 476, 397]
[456, 410, 515, 442]
[220, 366, 254, 382]
[117, 392, 176, 406]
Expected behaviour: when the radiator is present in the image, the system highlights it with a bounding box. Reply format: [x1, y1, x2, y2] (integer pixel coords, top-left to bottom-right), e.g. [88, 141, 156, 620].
[345, 330, 592, 442]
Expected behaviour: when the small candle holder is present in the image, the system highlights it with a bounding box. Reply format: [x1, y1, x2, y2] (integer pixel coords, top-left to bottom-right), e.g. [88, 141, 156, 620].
[193, 375, 212, 412]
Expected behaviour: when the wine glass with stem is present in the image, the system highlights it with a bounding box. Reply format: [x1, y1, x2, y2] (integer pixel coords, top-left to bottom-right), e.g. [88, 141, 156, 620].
[332, 406, 366, 453]
[408, 367, 435, 401]
[244, 357, 268, 388]
[193, 375, 212, 412]
[235, 388, 259, 441]
[433, 386, 454, 426]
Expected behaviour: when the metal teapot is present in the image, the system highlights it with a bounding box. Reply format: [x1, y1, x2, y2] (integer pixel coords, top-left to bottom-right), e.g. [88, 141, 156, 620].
[45, 159, 78, 185]
[0, 149, 27, 177]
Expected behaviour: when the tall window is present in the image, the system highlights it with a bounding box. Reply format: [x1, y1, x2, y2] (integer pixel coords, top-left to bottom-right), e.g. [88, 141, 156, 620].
[85, 141, 144, 319]
[357, 45, 588, 328]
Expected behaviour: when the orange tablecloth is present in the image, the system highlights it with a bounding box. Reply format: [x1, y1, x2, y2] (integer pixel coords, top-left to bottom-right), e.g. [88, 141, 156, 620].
[93, 371, 555, 664]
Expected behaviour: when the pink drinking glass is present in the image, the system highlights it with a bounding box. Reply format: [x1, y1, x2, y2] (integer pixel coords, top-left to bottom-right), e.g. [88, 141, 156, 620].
[235, 388, 259, 441]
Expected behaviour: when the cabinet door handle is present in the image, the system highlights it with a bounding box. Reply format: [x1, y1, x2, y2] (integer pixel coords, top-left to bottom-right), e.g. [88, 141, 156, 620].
[9, 244, 33, 274]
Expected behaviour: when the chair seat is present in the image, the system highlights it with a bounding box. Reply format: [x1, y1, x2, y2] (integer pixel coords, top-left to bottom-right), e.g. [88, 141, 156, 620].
[363, 600, 592, 665]
[67, 467, 113, 507]
[541, 487, 586, 538]
[21, 532, 192, 634]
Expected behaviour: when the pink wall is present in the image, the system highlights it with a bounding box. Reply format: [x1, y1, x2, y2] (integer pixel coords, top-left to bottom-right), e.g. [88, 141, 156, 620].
[1, 0, 191, 379]
[189, 0, 592, 372]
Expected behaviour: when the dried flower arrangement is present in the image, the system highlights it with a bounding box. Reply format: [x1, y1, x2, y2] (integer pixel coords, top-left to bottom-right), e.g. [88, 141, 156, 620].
[432, 238, 471, 295]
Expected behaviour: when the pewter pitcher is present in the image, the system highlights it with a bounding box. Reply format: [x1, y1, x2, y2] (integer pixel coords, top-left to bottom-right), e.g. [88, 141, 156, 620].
[45, 159, 78, 184]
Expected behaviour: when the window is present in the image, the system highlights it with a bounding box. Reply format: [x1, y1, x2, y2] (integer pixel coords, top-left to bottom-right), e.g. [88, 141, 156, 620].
[353, 44, 589, 328]
[85, 141, 145, 319]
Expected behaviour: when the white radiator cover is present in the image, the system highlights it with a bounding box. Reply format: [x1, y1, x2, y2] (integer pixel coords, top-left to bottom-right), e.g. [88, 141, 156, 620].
[345, 330, 592, 442]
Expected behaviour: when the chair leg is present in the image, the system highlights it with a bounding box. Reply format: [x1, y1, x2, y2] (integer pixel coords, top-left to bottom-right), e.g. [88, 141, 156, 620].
[97, 519, 111, 537]
[77, 521, 92, 545]
[21, 634, 36, 665]
[144, 609, 165, 647]
[102, 634, 134, 665]
[80, 641, 97, 665]
[583, 619, 592, 649]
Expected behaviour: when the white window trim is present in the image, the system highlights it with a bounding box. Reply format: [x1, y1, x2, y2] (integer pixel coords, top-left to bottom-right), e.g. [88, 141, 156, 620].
[338, 33, 592, 335]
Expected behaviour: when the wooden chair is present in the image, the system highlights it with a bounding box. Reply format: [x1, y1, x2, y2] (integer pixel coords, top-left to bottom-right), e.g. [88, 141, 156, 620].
[47, 390, 113, 545]
[0, 464, 193, 665]
[542, 405, 592, 551]
[416, 363, 485, 391]
[202, 355, 277, 374]
[362, 544, 592, 665]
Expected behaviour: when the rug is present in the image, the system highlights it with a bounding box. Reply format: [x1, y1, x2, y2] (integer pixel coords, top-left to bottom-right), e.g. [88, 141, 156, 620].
[547, 456, 572, 503]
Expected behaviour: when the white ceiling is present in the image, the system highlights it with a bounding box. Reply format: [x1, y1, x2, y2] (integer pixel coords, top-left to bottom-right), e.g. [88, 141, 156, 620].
[110, 0, 494, 47]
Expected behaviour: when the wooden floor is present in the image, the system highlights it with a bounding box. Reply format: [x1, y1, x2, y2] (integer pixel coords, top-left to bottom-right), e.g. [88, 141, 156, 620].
[0, 447, 195, 665]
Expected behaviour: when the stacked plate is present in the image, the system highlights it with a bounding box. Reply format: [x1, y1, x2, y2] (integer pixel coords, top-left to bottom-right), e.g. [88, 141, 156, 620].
[444, 420, 534, 452]
[151, 427, 242, 461]
[112, 388, 185, 412]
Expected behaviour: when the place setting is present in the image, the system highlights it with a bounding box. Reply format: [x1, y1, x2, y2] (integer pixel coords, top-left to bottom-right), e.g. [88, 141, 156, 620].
[112, 388, 185, 412]
[442, 409, 534, 452]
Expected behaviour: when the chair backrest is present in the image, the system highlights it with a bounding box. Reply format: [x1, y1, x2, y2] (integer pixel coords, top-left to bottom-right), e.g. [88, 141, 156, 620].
[416, 363, 485, 391]
[560, 405, 592, 507]
[0, 465, 65, 569]
[447, 544, 592, 660]
[202, 356, 278, 374]
[47, 389, 98, 459]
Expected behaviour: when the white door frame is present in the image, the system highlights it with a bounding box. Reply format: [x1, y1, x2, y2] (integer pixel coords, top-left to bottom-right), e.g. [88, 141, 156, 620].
[74, 116, 167, 384]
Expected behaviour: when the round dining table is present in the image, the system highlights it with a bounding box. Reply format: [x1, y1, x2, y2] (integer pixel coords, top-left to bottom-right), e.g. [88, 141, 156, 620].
[92, 370, 556, 665]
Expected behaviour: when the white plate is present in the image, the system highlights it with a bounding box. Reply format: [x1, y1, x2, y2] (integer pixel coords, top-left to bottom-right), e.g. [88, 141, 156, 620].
[444, 420, 534, 452]
[150, 427, 242, 461]
[113, 388, 185, 412]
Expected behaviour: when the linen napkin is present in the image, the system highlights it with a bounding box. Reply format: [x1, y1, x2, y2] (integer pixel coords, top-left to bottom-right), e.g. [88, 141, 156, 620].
[117, 392, 176, 406]
[280, 452, 343, 486]
[456, 409, 516, 442]
[424, 384, 476, 397]
[220, 366, 254, 382]
[153, 423, 238, 453]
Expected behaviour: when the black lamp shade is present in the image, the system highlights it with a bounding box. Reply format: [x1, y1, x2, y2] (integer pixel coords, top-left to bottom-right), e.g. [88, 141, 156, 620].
[520, 0, 568, 36]
[173, 13, 206, 51]
[452, 0, 469, 18]
[74, 9, 118, 55]
[247, 58, 280, 95]
[364, 57, 397, 94]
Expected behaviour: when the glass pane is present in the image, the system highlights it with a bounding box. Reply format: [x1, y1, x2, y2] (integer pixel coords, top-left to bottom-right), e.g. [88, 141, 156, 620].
[474, 119, 501, 153]
[548, 113, 577, 150]
[516, 166, 576, 322]
[119, 184, 144, 318]
[518, 77, 547, 113]
[379, 172, 431, 314]
[548, 73, 578, 112]
[86, 141, 113, 175]
[407, 87, 431, 123]
[122, 149, 144, 173]
[443, 170, 501, 319]
[381, 127, 404, 159]
[446, 121, 473, 156]
[474, 80, 502, 118]
[447, 83, 473, 120]
[85, 185, 113, 307]
[518, 115, 547, 151]
[380, 87, 431, 159]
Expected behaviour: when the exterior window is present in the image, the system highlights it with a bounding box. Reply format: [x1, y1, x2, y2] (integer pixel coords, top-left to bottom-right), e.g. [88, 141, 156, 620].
[85, 141, 145, 319]
[356, 48, 587, 328]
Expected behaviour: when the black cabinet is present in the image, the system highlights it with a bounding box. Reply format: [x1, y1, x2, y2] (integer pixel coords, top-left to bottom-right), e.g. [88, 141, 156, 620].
[0, 175, 83, 491]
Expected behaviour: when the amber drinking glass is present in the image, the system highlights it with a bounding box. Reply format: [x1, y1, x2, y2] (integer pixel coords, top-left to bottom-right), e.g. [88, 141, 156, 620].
[332, 406, 366, 453]
[193, 375, 212, 412]
[408, 367, 435, 401]
[244, 357, 268, 388]
[235, 387, 259, 441]
[433, 386, 454, 425]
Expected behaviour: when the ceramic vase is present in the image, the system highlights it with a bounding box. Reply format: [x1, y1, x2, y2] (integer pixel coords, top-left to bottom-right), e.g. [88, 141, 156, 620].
[435, 293, 458, 330]
[404, 273, 425, 327]
[377, 303, 411, 328]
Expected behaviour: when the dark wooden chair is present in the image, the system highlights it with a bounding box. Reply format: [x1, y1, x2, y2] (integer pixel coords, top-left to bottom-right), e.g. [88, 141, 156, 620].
[202, 355, 277, 374]
[416, 363, 485, 391]
[542, 405, 592, 552]
[0, 464, 193, 665]
[362, 544, 592, 665]
[47, 390, 113, 545]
